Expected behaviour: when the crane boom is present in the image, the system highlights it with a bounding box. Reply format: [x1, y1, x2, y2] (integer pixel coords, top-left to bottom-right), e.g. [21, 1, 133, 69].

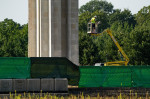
[104, 29, 129, 66]
[89, 29, 129, 66]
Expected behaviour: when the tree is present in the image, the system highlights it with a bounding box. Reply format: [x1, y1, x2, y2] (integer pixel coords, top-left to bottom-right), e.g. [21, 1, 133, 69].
[129, 6, 150, 65]
[0, 18, 28, 57]
[79, 10, 109, 32]
[135, 6, 150, 25]
[94, 32, 118, 63]
[79, 32, 99, 65]
[79, 11, 92, 32]
[79, 1, 150, 65]
[109, 9, 136, 26]
[129, 25, 150, 65]
[79, 0, 113, 14]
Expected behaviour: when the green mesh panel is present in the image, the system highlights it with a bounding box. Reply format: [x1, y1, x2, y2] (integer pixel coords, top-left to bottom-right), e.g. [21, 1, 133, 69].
[102, 66, 132, 87]
[30, 57, 79, 85]
[79, 66, 103, 87]
[79, 66, 150, 88]
[0, 57, 30, 79]
[132, 66, 150, 88]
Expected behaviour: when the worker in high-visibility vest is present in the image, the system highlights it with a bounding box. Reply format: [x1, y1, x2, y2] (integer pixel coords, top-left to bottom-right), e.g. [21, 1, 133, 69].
[90, 16, 97, 32]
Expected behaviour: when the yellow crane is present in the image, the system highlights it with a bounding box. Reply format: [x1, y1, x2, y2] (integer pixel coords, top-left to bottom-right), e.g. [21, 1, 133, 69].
[87, 22, 129, 66]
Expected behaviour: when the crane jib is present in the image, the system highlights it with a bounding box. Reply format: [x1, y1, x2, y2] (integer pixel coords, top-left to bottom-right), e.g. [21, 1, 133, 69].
[111, 35, 117, 43]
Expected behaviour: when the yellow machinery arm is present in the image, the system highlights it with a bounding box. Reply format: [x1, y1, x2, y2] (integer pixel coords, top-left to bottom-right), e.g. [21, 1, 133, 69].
[90, 29, 129, 66]
[104, 29, 129, 66]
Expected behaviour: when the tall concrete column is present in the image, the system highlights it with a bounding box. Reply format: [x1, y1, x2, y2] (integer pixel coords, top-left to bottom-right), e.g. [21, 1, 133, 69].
[41, 0, 49, 57]
[68, 0, 79, 64]
[28, 0, 37, 57]
[28, 0, 79, 65]
[51, 0, 62, 57]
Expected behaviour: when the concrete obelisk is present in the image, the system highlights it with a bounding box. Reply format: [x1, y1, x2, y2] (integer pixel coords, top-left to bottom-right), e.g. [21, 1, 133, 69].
[28, 0, 79, 65]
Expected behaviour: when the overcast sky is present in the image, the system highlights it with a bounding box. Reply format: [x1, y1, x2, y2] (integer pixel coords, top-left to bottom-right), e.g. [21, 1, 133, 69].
[0, 0, 150, 25]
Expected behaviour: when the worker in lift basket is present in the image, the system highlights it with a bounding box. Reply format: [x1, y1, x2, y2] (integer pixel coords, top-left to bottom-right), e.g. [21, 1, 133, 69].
[90, 15, 97, 33]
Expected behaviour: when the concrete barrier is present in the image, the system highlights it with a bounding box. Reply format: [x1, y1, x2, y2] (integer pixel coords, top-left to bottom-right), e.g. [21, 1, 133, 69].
[41, 78, 55, 92]
[0, 78, 68, 92]
[55, 78, 68, 92]
[27, 79, 40, 92]
[0, 79, 12, 92]
[13, 79, 26, 92]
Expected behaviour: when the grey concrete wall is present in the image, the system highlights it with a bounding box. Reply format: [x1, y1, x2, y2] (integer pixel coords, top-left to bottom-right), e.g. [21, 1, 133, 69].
[51, 0, 62, 57]
[41, 0, 49, 57]
[67, 0, 79, 64]
[28, 0, 79, 65]
[61, 0, 68, 57]
[28, 0, 36, 57]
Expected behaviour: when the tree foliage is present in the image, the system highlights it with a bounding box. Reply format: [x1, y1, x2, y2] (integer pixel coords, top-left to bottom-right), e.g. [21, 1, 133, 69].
[0, 1, 150, 66]
[109, 9, 136, 26]
[79, 32, 99, 65]
[79, 0, 113, 14]
[79, 0, 150, 65]
[0, 19, 28, 57]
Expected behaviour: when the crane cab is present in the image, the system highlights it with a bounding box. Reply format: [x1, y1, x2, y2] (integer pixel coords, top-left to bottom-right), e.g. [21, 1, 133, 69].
[87, 22, 100, 35]
[87, 22, 98, 34]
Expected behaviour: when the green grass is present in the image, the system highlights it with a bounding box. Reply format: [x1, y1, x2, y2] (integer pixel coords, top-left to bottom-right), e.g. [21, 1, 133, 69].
[5, 90, 150, 99]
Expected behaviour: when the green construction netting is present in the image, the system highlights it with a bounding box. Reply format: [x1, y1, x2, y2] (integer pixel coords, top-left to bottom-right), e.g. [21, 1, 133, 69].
[102, 66, 132, 87]
[1, 57, 150, 88]
[0, 57, 31, 79]
[132, 66, 150, 88]
[30, 57, 79, 85]
[79, 66, 150, 88]
[79, 66, 103, 87]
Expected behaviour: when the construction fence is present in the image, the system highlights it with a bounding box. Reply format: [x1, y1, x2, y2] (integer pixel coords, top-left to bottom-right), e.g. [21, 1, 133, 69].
[0, 57, 79, 86]
[0, 57, 31, 79]
[30, 57, 79, 85]
[0, 57, 150, 87]
[79, 66, 150, 88]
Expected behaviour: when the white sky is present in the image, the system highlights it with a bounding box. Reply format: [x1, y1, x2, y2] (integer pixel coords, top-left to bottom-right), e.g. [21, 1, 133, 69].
[80, 0, 150, 14]
[0, 0, 150, 25]
[0, 0, 28, 25]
